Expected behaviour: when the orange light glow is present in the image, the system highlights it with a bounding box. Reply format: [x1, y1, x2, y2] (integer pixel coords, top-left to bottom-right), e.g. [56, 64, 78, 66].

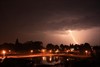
[49, 50, 52, 53]
[2, 50, 6, 54]
[9, 50, 11, 52]
[85, 50, 88, 55]
[30, 50, 33, 53]
[66, 50, 69, 53]
[49, 56, 52, 61]
[70, 48, 74, 52]
[55, 49, 59, 53]
[42, 56, 46, 61]
[41, 49, 46, 53]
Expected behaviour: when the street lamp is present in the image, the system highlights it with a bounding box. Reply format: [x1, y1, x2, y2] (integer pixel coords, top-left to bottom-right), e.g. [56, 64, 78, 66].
[55, 49, 59, 53]
[70, 48, 74, 52]
[30, 50, 33, 53]
[2, 50, 6, 58]
[85, 50, 88, 55]
[66, 50, 69, 53]
[9, 50, 11, 53]
[41, 49, 46, 53]
[49, 50, 52, 53]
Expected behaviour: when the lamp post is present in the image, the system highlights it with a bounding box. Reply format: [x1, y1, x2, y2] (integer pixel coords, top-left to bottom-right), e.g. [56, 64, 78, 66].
[85, 50, 88, 55]
[41, 49, 46, 53]
[49, 50, 52, 53]
[2, 50, 6, 58]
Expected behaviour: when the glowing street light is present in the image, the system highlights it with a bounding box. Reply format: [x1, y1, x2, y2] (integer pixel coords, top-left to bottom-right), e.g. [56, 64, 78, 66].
[2, 50, 6, 58]
[70, 48, 74, 52]
[9, 50, 11, 53]
[41, 49, 46, 53]
[66, 50, 69, 53]
[55, 49, 59, 53]
[30, 50, 33, 53]
[2, 50, 6, 54]
[49, 50, 52, 53]
[85, 50, 88, 55]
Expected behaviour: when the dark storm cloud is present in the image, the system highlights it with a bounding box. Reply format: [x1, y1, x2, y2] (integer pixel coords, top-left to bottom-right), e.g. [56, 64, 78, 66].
[0, 0, 100, 33]
[47, 13, 100, 31]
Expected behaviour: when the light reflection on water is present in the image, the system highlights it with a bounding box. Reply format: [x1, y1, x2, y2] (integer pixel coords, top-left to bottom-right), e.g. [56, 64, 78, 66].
[0, 56, 94, 67]
[41, 56, 61, 65]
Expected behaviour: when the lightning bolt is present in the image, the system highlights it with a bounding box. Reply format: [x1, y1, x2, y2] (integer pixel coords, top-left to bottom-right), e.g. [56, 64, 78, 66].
[68, 30, 78, 44]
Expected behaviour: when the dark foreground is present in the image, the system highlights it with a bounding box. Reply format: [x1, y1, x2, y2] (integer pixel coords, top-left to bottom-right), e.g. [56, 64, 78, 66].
[0, 54, 100, 67]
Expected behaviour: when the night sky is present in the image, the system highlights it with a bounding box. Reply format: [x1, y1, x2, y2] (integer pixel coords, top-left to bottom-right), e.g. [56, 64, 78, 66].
[0, 0, 100, 46]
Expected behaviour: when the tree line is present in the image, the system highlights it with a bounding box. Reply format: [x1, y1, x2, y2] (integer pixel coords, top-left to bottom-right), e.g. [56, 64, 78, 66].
[0, 39, 93, 54]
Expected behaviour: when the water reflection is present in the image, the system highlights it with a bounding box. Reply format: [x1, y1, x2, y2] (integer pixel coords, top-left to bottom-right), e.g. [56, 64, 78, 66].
[41, 56, 61, 65]
[0, 56, 97, 67]
[42, 56, 46, 61]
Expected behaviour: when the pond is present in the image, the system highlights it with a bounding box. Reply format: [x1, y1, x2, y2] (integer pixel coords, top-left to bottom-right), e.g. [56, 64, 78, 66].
[0, 56, 98, 67]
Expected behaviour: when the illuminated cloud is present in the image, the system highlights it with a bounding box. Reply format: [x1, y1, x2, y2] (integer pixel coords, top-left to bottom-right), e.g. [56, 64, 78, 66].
[0, 0, 100, 45]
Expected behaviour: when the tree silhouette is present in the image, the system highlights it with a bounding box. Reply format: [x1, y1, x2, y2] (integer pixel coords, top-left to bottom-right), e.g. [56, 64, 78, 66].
[83, 43, 91, 50]
[14, 38, 23, 52]
[60, 44, 64, 50]
[33, 41, 43, 50]
[46, 43, 54, 50]
[54, 45, 59, 50]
